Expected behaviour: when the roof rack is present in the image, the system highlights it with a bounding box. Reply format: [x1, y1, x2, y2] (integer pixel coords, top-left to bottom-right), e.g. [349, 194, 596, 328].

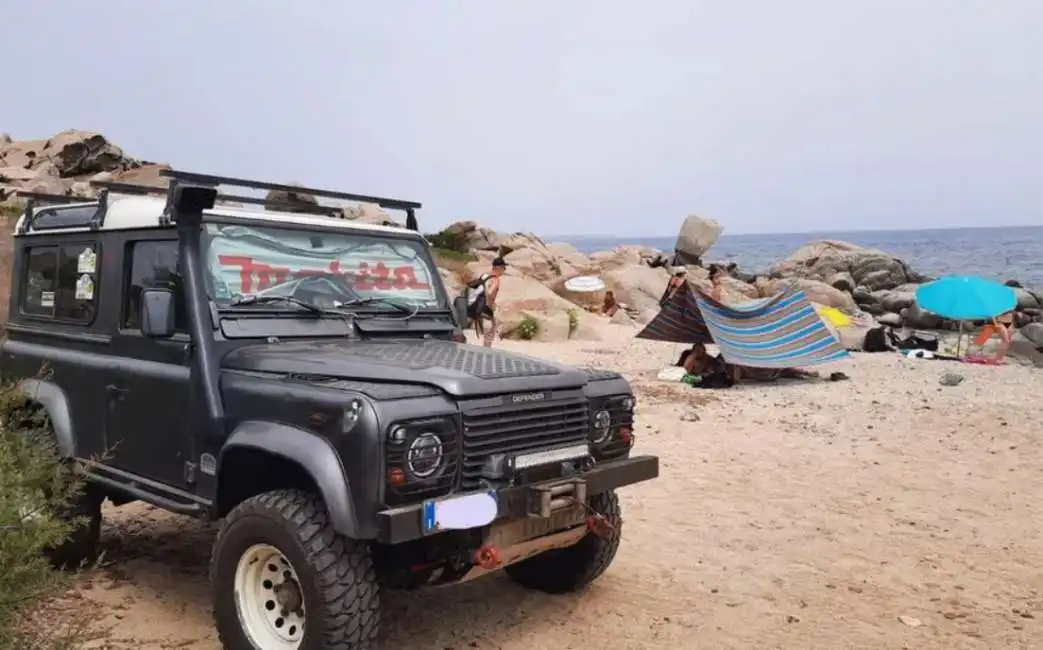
[14, 169, 423, 234]
[160, 169, 421, 230]
[13, 190, 104, 235]
[91, 180, 347, 217]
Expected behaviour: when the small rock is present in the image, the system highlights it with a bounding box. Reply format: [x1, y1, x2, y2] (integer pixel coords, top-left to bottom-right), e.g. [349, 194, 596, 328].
[939, 372, 964, 387]
[898, 615, 922, 628]
[680, 410, 701, 422]
[786, 615, 800, 624]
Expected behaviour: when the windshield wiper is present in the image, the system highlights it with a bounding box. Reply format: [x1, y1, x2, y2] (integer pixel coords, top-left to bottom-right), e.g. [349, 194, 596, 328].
[229, 295, 325, 314]
[335, 297, 418, 315]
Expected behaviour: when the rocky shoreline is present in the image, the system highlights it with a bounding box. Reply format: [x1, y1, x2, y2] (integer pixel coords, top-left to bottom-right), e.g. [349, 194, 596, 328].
[3, 129, 1041, 348]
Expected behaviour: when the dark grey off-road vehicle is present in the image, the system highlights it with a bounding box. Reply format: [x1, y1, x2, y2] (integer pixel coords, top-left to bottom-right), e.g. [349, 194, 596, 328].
[2, 170, 659, 650]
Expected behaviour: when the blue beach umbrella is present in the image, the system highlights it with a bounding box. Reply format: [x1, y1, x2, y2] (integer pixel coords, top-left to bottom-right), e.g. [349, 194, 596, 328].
[915, 275, 1016, 320]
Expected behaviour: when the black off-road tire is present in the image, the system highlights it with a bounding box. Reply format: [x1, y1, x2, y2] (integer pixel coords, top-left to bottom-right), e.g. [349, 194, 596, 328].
[211, 489, 380, 650]
[43, 482, 104, 570]
[504, 490, 623, 594]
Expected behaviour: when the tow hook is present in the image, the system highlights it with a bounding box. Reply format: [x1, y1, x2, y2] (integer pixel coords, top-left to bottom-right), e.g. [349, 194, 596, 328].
[473, 545, 501, 570]
[586, 513, 614, 539]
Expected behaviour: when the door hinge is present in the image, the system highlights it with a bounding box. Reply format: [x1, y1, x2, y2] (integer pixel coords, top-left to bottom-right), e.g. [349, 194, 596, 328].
[184, 461, 197, 485]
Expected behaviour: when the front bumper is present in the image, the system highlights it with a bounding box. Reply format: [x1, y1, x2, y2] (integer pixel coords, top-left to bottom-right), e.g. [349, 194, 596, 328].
[376, 454, 659, 544]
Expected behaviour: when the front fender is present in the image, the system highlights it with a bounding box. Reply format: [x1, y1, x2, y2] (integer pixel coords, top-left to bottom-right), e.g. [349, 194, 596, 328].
[16, 379, 76, 458]
[220, 421, 362, 539]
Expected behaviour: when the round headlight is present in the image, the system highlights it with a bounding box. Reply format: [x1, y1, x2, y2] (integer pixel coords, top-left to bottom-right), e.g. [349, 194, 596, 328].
[591, 409, 612, 444]
[407, 433, 444, 478]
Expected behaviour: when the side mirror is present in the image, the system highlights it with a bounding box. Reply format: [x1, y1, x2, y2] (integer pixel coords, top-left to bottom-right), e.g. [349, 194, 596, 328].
[452, 295, 469, 327]
[140, 288, 176, 338]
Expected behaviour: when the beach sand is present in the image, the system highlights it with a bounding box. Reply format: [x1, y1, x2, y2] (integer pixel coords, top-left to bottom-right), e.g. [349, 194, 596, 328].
[66, 326, 1043, 649]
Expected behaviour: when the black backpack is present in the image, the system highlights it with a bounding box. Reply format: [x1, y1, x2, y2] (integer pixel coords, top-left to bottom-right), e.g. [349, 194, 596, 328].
[862, 326, 894, 353]
[463, 273, 491, 319]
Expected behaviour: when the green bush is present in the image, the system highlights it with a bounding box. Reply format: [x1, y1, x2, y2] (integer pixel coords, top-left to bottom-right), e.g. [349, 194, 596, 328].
[517, 314, 540, 341]
[425, 228, 470, 255]
[0, 380, 97, 650]
[567, 308, 579, 339]
[432, 247, 476, 263]
[0, 203, 23, 218]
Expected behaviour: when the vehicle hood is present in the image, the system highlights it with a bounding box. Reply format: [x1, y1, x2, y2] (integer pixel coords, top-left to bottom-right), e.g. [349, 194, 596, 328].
[220, 339, 589, 397]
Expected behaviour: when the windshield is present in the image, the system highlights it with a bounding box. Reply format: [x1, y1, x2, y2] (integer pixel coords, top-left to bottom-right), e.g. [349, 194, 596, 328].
[202, 222, 445, 311]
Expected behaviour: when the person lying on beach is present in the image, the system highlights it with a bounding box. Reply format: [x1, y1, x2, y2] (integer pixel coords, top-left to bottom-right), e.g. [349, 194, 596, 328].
[723, 363, 821, 383]
[971, 310, 1014, 363]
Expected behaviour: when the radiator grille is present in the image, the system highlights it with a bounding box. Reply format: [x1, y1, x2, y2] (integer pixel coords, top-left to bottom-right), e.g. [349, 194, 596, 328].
[460, 395, 589, 489]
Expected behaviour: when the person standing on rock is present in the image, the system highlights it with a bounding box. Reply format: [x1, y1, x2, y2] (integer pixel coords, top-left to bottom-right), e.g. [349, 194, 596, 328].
[660, 268, 688, 306]
[466, 257, 506, 347]
[708, 265, 726, 301]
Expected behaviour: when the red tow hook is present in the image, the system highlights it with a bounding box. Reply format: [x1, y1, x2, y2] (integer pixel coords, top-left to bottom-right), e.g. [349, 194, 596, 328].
[473, 545, 501, 569]
[586, 514, 614, 539]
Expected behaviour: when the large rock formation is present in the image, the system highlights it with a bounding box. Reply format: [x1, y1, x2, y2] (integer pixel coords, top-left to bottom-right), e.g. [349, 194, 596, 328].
[672, 215, 723, 265]
[769, 240, 929, 291]
[0, 129, 164, 200]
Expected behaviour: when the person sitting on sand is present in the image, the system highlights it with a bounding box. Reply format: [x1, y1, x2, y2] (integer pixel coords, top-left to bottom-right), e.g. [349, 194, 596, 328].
[676, 342, 723, 376]
[601, 290, 619, 317]
[972, 310, 1014, 362]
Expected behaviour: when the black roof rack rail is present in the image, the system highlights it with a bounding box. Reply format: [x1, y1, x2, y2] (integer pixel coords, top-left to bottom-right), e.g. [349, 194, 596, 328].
[159, 169, 422, 210]
[91, 180, 349, 218]
[13, 191, 101, 235]
[14, 191, 93, 205]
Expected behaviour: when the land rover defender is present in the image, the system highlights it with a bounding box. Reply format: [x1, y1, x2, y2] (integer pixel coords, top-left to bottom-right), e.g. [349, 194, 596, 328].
[1, 170, 659, 650]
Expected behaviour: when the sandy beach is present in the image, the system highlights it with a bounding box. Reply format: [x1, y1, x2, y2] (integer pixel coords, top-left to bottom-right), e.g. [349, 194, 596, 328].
[59, 325, 1043, 649]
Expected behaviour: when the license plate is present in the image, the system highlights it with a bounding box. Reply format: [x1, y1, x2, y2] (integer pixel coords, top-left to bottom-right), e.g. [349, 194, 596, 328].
[422, 491, 498, 534]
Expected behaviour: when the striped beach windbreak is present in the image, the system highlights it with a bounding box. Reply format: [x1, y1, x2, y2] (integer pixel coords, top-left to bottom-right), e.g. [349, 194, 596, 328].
[636, 282, 850, 368]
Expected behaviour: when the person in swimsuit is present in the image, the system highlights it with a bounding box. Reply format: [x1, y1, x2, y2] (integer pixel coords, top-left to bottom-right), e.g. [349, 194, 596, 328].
[972, 310, 1014, 362]
[661, 268, 688, 305]
[678, 342, 722, 376]
[473, 257, 506, 347]
[708, 264, 726, 302]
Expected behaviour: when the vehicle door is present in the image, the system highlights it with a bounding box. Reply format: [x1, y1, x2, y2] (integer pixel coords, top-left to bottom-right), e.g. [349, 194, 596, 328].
[105, 236, 193, 488]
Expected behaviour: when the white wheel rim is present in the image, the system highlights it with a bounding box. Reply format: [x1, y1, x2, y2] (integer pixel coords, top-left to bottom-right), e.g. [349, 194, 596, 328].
[234, 544, 306, 649]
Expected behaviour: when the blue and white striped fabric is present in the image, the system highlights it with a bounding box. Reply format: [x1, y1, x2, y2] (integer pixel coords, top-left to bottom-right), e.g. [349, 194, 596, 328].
[636, 282, 850, 368]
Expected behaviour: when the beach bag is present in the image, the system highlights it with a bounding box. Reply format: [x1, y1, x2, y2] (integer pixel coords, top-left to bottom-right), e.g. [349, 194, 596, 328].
[862, 326, 893, 353]
[895, 332, 939, 352]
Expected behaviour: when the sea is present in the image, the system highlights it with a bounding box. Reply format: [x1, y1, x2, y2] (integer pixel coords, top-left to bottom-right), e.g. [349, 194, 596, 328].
[560, 226, 1043, 290]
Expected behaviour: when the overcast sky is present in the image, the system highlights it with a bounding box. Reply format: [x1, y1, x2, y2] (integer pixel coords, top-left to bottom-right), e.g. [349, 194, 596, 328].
[4, 2, 1041, 236]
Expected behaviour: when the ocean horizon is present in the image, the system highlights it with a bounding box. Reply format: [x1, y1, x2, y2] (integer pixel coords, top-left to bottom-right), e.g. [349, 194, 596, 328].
[557, 225, 1043, 289]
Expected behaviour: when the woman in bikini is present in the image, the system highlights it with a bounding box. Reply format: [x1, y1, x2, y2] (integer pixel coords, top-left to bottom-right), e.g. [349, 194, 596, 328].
[972, 310, 1014, 362]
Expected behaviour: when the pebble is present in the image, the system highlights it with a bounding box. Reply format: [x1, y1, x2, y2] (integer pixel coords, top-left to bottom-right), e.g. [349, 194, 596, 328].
[898, 615, 922, 628]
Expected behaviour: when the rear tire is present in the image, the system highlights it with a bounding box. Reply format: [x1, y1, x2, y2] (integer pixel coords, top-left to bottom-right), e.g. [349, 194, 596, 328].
[211, 489, 380, 650]
[504, 490, 622, 594]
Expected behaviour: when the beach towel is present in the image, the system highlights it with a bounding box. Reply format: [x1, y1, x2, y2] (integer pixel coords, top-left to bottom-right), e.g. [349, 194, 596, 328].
[637, 282, 849, 369]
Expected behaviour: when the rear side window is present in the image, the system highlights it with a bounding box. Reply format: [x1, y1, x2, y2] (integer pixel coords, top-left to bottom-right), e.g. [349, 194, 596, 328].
[21, 244, 99, 322]
[122, 240, 188, 332]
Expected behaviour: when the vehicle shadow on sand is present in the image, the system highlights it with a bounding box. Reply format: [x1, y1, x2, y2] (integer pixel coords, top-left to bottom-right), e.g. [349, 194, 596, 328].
[86, 505, 584, 648]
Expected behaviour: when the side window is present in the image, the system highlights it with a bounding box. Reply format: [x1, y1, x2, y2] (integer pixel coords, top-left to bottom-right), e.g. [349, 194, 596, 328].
[123, 240, 188, 332]
[21, 244, 99, 322]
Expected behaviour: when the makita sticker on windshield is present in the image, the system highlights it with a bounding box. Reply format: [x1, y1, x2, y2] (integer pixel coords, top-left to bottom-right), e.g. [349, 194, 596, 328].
[204, 223, 438, 303]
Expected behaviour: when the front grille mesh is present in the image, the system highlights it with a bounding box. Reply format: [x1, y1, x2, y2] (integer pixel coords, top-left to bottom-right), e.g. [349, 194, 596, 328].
[460, 397, 589, 489]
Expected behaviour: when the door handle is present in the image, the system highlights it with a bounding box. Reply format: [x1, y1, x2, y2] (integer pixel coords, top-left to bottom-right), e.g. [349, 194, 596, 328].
[106, 384, 128, 399]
